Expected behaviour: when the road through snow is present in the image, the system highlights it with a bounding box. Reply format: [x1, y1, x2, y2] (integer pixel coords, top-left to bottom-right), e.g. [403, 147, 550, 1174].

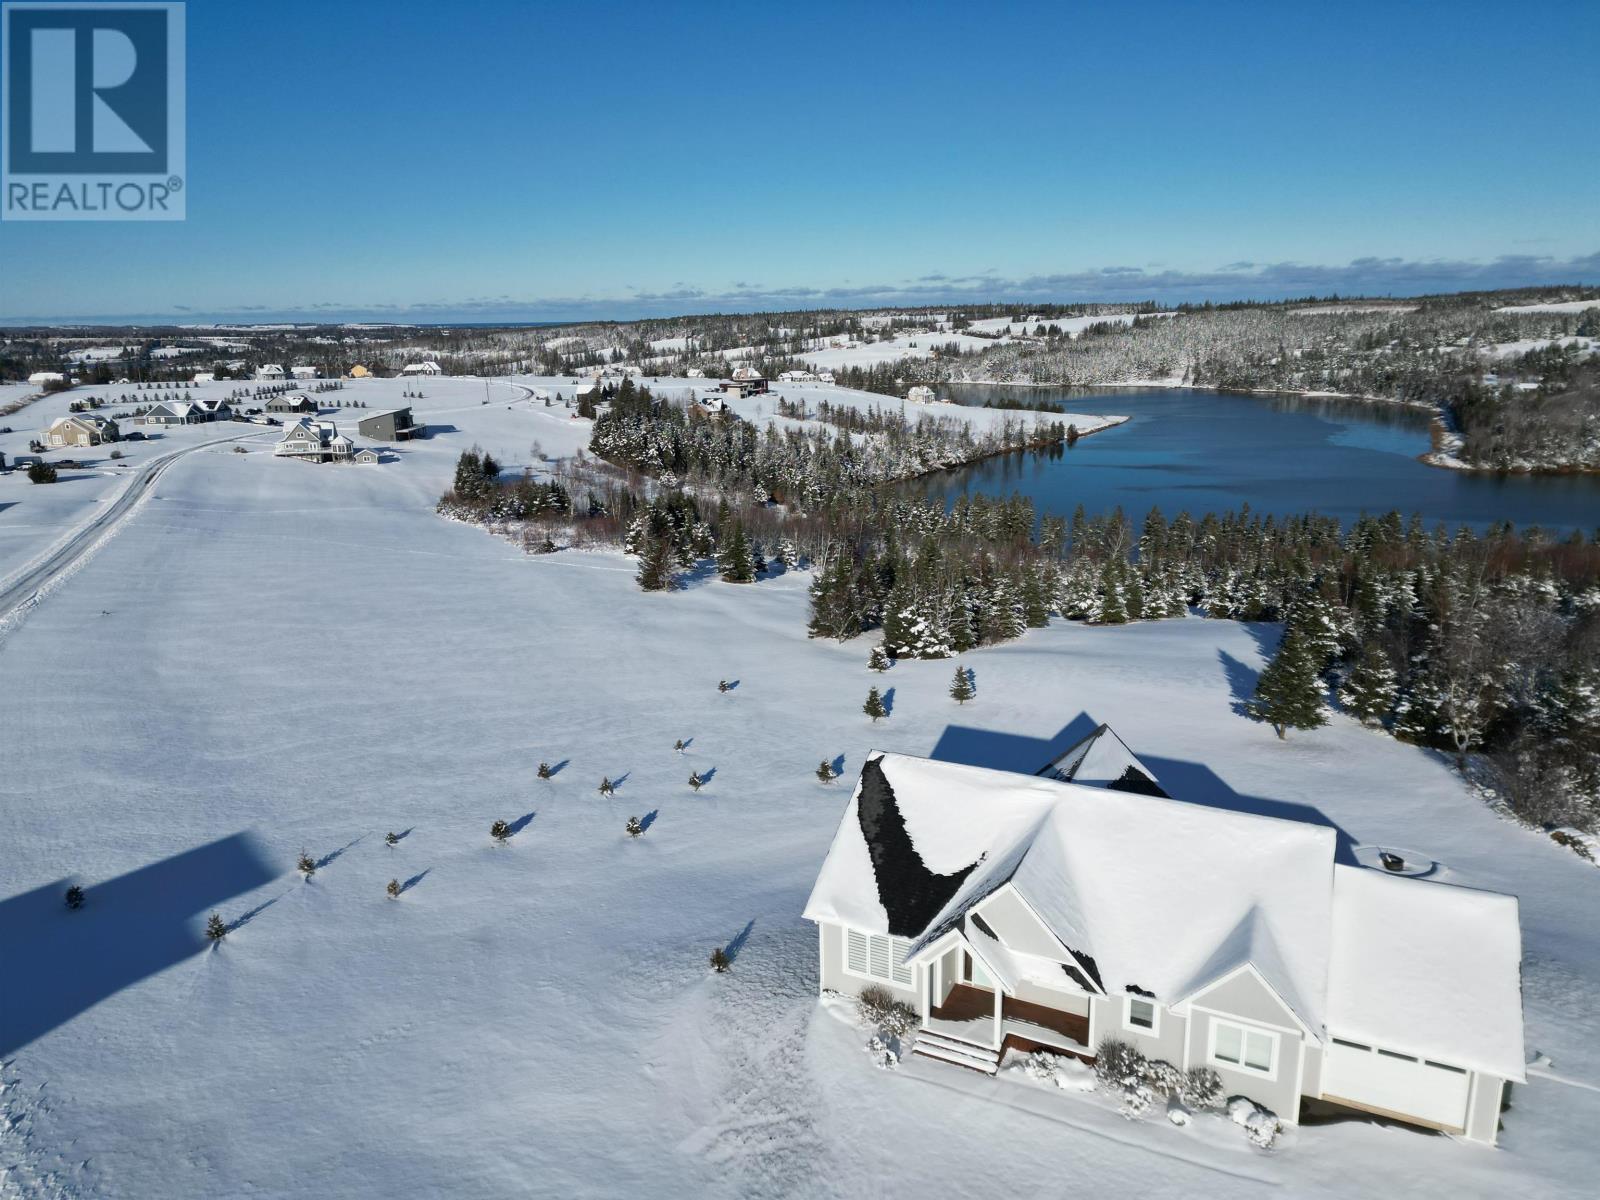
[0, 430, 262, 626]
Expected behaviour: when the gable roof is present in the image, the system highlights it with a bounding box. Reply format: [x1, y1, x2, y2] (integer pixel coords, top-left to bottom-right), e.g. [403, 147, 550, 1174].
[806, 750, 1336, 1033]
[1328, 865, 1525, 1080]
[1037, 723, 1168, 797]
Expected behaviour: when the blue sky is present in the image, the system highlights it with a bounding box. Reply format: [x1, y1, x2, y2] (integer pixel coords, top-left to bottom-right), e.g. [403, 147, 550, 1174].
[2, 0, 1597, 323]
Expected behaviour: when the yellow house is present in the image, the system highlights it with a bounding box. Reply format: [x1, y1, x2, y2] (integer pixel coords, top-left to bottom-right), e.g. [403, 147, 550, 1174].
[348, 365, 371, 378]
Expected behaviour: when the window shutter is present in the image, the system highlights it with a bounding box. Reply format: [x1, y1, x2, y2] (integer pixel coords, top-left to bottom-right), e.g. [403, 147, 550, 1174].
[890, 938, 912, 986]
[846, 928, 868, 975]
[868, 934, 890, 981]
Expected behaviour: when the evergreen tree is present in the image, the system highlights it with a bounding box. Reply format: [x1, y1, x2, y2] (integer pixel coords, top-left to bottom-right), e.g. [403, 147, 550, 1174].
[65, 884, 85, 910]
[635, 531, 676, 591]
[688, 771, 703, 791]
[709, 946, 731, 973]
[598, 777, 615, 796]
[490, 819, 510, 844]
[385, 831, 399, 847]
[205, 913, 227, 941]
[1250, 631, 1328, 738]
[1340, 644, 1398, 726]
[867, 644, 890, 672]
[863, 686, 887, 723]
[949, 664, 975, 704]
[717, 522, 756, 583]
[537, 761, 553, 779]
[626, 815, 644, 838]
[297, 850, 316, 877]
[387, 878, 401, 899]
[816, 760, 835, 784]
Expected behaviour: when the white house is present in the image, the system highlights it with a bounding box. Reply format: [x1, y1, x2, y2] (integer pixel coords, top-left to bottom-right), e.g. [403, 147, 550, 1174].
[27, 371, 65, 388]
[730, 365, 763, 382]
[685, 368, 707, 379]
[256, 364, 285, 380]
[817, 371, 836, 385]
[401, 360, 442, 376]
[274, 418, 355, 462]
[291, 366, 318, 380]
[695, 394, 728, 413]
[906, 385, 938, 404]
[805, 733, 1523, 1146]
[192, 371, 216, 384]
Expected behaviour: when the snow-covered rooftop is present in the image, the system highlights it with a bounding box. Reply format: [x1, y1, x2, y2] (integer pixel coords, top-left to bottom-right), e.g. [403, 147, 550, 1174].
[1328, 865, 1525, 1081]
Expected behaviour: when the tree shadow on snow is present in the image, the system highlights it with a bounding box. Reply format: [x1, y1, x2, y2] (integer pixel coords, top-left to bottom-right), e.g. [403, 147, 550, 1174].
[507, 811, 536, 837]
[697, 766, 717, 786]
[674, 560, 721, 590]
[639, 809, 659, 832]
[1217, 649, 1260, 717]
[315, 835, 365, 871]
[725, 918, 756, 964]
[400, 869, 430, 894]
[544, 759, 570, 777]
[719, 679, 741, 692]
[676, 738, 694, 753]
[881, 687, 895, 716]
[0, 831, 280, 1055]
[831, 753, 847, 778]
[930, 715, 1357, 864]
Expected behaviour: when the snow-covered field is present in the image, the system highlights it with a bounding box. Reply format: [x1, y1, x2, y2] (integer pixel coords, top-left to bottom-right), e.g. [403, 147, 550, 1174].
[1494, 300, 1600, 315]
[1, 377, 1597, 1199]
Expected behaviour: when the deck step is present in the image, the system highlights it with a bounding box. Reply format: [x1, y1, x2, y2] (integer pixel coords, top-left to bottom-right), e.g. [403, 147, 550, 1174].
[912, 1030, 1001, 1075]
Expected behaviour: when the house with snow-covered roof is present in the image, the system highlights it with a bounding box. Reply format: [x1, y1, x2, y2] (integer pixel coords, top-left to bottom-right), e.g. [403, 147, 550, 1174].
[804, 734, 1523, 1145]
[401, 360, 442, 376]
[45, 414, 119, 447]
[256, 364, 285, 380]
[274, 418, 354, 462]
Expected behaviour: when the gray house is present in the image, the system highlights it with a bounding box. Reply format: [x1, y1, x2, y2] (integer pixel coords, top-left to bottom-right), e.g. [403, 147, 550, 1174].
[357, 406, 421, 441]
[805, 734, 1524, 1146]
[265, 394, 317, 415]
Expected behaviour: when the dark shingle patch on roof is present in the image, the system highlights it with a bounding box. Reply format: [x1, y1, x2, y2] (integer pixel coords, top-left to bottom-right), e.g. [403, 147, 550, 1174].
[857, 756, 978, 938]
[1108, 765, 1168, 798]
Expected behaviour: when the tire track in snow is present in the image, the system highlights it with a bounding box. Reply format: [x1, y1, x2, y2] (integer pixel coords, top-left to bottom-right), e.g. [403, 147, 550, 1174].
[0, 431, 264, 633]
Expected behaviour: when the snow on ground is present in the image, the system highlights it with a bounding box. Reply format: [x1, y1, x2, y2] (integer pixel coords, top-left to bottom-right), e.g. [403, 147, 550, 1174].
[1, 385, 1598, 1199]
[1478, 336, 1597, 358]
[1494, 300, 1600, 315]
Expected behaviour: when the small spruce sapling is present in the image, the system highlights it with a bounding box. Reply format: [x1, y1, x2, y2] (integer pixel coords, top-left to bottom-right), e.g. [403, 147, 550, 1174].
[385, 831, 399, 847]
[490, 819, 511, 845]
[205, 913, 228, 941]
[867, 644, 889, 673]
[298, 850, 316, 878]
[387, 878, 402, 899]
[717, 679, 730, 694]
[673, 738, 686, 754]
[65, 884, 85, 910]
[816, 760, 835, 784]
[949, 664, 975, 705]
[863, 686, 887, 723]
[625, 815, 643, 838]
[709, 946, 731, 973]
[688, 770, 704, 792]
[537, 761, 553, 780]
[598, 776, 615, 797]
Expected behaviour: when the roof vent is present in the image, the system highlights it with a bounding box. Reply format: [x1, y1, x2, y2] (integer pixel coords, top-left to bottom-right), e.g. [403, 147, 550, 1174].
[1379, 850, 1406, 872]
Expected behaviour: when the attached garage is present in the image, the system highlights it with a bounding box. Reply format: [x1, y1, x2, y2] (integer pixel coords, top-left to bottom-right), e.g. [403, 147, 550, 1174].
[1322, 1038, 1472, 1132]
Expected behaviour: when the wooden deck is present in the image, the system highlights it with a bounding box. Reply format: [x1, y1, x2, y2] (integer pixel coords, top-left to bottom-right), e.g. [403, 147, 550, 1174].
[930, 982, 995, 1024]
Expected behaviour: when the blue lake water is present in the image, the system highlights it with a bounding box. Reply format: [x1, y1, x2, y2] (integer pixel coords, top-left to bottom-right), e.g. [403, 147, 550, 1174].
[907, 385, 1600, 532]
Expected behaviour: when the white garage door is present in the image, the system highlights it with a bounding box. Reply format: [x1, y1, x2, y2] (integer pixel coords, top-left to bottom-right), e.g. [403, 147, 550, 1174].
[1322, 1038, 1471, 1131]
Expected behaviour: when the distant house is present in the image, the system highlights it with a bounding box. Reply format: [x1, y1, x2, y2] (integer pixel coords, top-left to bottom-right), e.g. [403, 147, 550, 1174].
[192, 371, 216, 384]
[274, 418, 355, 462]
[718, 379, 766, 398]
[195, 398, 233, 420]
[685, 367, 707, 379]
[357, 406, 421, 442]
[401, 360, 442, 376]
[27, 371, 66, 388]
[731, 365, 763, 382]
[805, 735, 1524, 1146]
[45, 414, 119, 447]
[906, 385, 938, 404]
[352, 446, 382, 464]
[136, 401, 204, 427]
[256, 364, 285, 380]
[695, 394, 728, 414]
[264, 393, 317, 415]
[817, 371, 836, 385]
[348, 365, 371, 378]
[290, 366, 318, 380]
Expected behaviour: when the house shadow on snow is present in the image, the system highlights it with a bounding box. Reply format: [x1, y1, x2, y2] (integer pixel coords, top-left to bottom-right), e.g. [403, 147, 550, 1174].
[928, 716, 1357, 865]
[0, 832, 280, 1055]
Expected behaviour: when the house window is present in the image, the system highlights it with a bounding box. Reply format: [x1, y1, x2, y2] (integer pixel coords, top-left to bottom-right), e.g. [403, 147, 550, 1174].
[1124, 996, 1159, 1035]
[1210, 1019, 1278, 1077]
[844, 927, 912, 988]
